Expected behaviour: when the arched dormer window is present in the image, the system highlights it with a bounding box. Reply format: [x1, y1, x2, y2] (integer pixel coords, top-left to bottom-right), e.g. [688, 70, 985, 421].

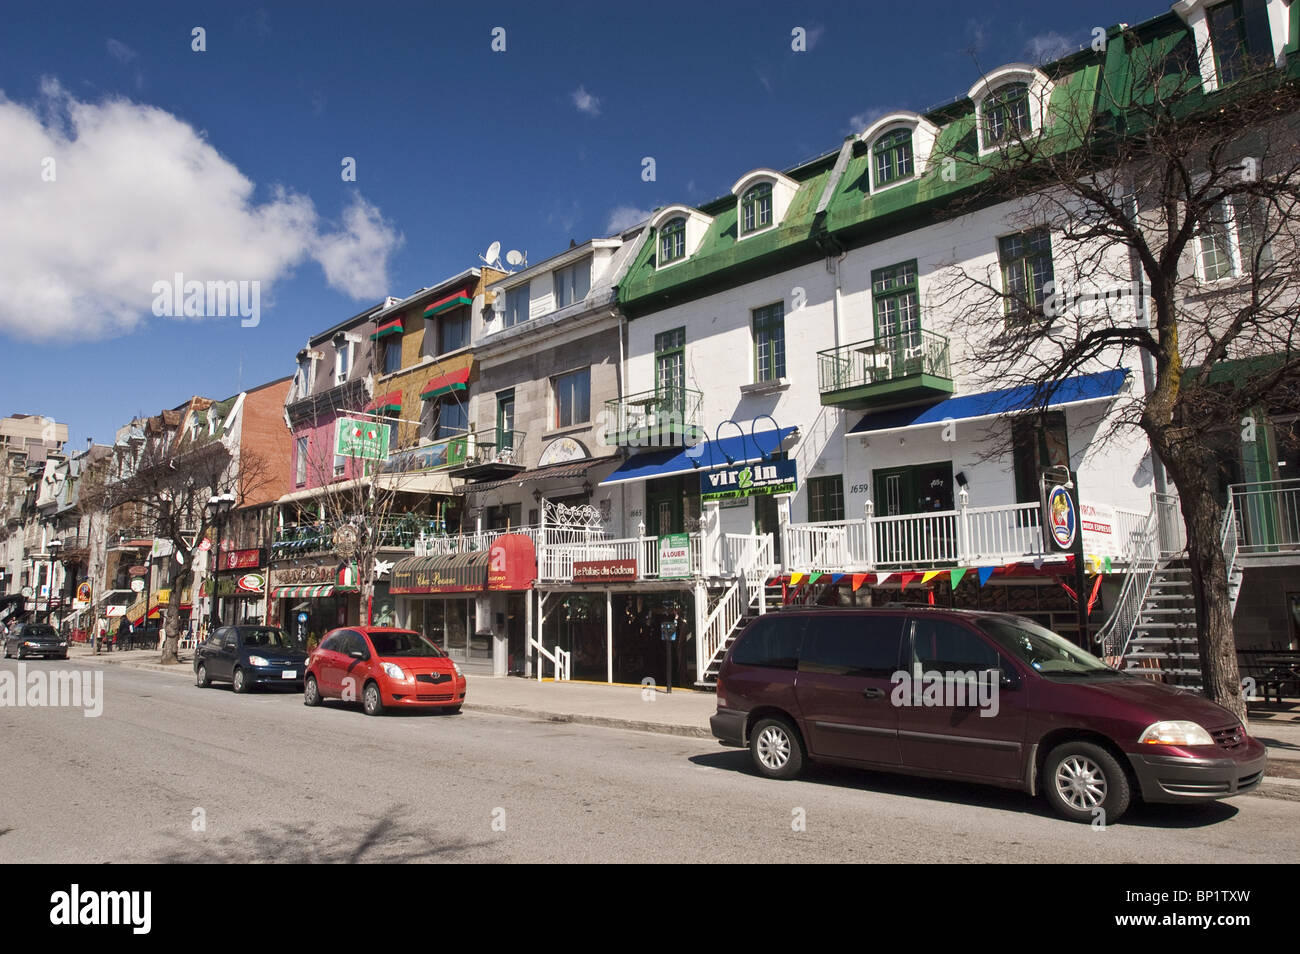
[858, 113, 941, 193]
[659, 216, 686, 264]
[650, 205, 713, 268]
[968, 66, 1054, 154]
[741, 182, 772, 234]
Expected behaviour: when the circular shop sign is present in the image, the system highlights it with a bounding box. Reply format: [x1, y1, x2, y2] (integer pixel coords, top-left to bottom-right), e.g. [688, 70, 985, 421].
[1047, 485, 1077, 549]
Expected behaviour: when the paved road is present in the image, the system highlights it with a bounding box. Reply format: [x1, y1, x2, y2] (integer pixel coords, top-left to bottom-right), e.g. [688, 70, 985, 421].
[2, 657, 1298, 863]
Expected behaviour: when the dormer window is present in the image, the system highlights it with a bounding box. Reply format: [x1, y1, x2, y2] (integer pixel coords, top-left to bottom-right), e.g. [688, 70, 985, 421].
[741, 183, 773, 234]
[1175, 0, 1278, 91]
[873, 129, 914, 188]
[659, 217, 686, 264]
[983, 83, 1031, 146]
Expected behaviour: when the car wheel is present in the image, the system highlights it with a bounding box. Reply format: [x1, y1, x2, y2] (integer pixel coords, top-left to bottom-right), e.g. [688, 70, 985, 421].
[232, 667, 249, 694]
[749, 716, 805, 780]
[362, 681, 384, 717]
[303, 675, 322, 707]
[195, 663, 210, 688]
[1044, 741, 1131, 824]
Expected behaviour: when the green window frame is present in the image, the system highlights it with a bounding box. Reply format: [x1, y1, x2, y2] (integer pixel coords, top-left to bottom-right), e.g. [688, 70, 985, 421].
[655, 327, 685, 393]
[1208, 0, 1250, 85]
[752, 303, 785, 382]
[741, 183, 773, 234]
[871, 260, 921, 350]
[873, 128, 914, 187]
[998, 228, 1054, 325]
[659, 217, 686, 264]
[808, 475, 845, 523]
[496, 389, 516, 451]
[983, 83, 1031, 146]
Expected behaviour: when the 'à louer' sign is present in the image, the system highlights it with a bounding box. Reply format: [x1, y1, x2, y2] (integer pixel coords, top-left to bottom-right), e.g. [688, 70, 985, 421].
[335, 418, 391, 461]
[701, 460, 797, 501]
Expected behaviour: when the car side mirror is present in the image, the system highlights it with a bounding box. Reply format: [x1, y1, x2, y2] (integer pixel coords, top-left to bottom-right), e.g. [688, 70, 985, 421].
[349, 650, 366, 659]
[998, 668, 1021, 689]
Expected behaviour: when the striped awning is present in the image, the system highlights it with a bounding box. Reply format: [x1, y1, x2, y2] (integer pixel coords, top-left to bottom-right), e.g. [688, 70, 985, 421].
[271, 584, 337, 599]
[369, 317, 404, 340]
[420, 367, 471, 401]
[390, 552, 489, 594]
[366, 390, 403, 414]
[423, 288, 473, 318]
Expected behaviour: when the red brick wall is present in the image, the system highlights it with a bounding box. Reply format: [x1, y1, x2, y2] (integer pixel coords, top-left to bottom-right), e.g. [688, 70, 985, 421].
[239, 378, 293, 506]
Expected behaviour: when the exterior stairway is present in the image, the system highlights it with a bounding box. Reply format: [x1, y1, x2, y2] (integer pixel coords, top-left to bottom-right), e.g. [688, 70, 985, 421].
[696, 579, 782, 688]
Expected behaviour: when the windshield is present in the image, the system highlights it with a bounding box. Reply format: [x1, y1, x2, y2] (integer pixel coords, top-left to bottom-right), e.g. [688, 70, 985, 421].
[239, 627, 300, 650]
[22, 624, 57, 638]
[368, 631, 445, 658]
[978, 617, 1116, 675]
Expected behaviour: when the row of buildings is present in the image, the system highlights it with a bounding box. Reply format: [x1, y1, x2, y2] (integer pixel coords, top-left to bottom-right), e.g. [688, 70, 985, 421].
[3, 1, 1297, 688]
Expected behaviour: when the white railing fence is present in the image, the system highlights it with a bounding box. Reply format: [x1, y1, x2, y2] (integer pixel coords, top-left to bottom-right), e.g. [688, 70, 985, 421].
[1098, 493, 1168, 659]
[698, 534, 773, 680]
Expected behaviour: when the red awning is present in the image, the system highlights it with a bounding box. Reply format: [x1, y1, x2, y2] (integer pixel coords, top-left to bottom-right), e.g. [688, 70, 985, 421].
[420, 367, 471, 400]
[366, 390, 403, 413]
[370, 317, 404, 340]
[423, 287, 473, 318]
[487, 533, 537, 591]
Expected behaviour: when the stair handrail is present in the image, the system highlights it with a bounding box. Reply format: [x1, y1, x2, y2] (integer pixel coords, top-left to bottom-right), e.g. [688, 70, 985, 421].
[1097, 496, 1163, 658]
[1220, 485, 1241, 617]
[529, 633, 570, 681]
[699, 533, 773, 679]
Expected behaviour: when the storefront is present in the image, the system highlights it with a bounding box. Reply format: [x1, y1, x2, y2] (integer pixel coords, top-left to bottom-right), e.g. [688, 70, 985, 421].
[268, 560, 360, 648]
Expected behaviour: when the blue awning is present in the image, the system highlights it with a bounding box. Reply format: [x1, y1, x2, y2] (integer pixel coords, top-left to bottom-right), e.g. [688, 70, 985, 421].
[601, 426, 798, 486]
[850, 369, 1129, 436]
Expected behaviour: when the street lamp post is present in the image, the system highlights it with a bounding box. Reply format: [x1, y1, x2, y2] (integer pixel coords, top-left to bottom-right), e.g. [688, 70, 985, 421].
[207, 492, 236, 627]
[46, 538, 62, 627]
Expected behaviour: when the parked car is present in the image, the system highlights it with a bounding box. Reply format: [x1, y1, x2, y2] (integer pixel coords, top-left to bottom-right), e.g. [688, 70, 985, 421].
[194, 625, 307, 692]
[303, 627, 466, 716]
[3, 623, 69, 659]
[710, 607, 1266, 824]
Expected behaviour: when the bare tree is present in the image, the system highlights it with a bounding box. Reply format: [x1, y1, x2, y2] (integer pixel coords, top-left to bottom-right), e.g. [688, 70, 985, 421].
[930, 32, 1300, 718]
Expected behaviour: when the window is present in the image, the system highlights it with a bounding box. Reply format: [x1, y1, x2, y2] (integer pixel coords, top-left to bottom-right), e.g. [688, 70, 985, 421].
[807, 475, 845, 523]
[874, 128, 914, 187]
[439, 309, 470, 353]
[872, 260, 921, 350]
[752, 303, 786, 382]
[553, 259, 591, 309]
[983, 83, 1031, 147]
[334, 340, 351, 385]
[730, 615, 805, 670]
[505, 283, 530, 328]
[1198, 196, 1273, 281]
[552, 368, 591, 428]
[383, 338, 401, 375]
[433, 395, 468, 440]
[800, 615, 903, 677]
[741, 182, 773, 234]
[655, 327, 685, 396]
[1012, 412, 1070, 506]
[496, 390, 516, 450]
[999, 228, 1054, 323]
[1207, 0, 1273, 86]
[659, 217, 686, 264]
[295, 436, 307, 485]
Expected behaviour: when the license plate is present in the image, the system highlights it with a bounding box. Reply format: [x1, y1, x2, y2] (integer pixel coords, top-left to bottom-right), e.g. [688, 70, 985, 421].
[282, 670, 297, 679]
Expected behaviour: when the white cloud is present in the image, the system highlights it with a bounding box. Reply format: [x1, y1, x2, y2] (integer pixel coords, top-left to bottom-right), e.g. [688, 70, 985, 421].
[0, 82, 401, 342]
[571, 85, 601, 116]
[846, 107, 889, 135]
[1025, 31, 1076, 63]
[106, 38, 137, 64]
[605, 205, 651, 235]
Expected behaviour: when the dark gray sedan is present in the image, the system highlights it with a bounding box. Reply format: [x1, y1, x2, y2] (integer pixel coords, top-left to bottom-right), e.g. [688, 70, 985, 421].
[4, 623, 69, 659]
[194, 625, 308, 693]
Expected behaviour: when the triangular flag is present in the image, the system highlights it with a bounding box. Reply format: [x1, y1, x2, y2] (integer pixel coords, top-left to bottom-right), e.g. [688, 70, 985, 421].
[829, 574, 844, 585]
[927, 590, 935, 605]
[790, 572, 804, 586]
[1086, 573, 1104, 617]
[808, 572, 823, 585]
[899, 572, 919, 592]
[921, 570, 942, 584]
[875, 572, 893, 586]
[851, 573, 868, 591]
[977, 566, 996, 586]
[950, 567, 967, 589]
[1103, 556, 1112, 573]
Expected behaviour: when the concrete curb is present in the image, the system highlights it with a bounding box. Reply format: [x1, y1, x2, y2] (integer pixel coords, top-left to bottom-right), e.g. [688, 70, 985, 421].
[463, 702, 713, 739]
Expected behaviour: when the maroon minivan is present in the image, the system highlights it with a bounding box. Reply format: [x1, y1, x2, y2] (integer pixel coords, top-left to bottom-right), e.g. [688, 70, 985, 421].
[710, 607, 1266, 823]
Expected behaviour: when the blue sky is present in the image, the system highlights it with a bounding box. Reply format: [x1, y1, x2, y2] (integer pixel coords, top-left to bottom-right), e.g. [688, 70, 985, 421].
[0, 0, 1159, 449]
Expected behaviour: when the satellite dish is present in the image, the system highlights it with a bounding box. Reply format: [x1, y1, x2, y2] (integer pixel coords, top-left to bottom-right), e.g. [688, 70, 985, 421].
[481, 241, 501, 267]
[505, 249, 525, 266]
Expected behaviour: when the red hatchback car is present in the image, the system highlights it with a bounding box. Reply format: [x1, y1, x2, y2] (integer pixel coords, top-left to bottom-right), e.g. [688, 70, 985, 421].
[303, 627, 466, 716]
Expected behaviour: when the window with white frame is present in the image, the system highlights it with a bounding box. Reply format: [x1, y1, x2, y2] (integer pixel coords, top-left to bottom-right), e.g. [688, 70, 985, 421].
[334, 340, 352, 385]
[295, 436, 308, 485]
[553, 258, 591, 309]
[983, 83, 1031, 147]
[1198, 196, 1273, 281]
[505, 283, 530, 328]
[873, 128, 914, 188]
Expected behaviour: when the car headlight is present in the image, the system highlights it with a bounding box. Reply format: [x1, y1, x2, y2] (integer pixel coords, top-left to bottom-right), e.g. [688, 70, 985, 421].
[248, 655, 269, 667]
[452, 661, 463, 678]
[381, 662, 407, 680]
[1139, 721, 1214, 746]
[59, 641, 68, 647]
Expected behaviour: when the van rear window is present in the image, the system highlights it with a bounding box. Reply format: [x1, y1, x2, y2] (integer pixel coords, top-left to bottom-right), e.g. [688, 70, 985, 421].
[730, 616, 804, 670]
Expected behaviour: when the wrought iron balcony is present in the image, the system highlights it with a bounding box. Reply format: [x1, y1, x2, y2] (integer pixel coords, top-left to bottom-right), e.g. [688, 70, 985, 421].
[446, 429, 527, 481]
[604, 386, 703, 448]
[817, 330, 953, 410]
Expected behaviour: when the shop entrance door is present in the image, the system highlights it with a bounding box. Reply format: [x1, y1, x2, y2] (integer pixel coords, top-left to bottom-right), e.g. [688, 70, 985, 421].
[872, 462, 956, 563]
[754, 494, 781, 564]
[646, 477, 684, 537]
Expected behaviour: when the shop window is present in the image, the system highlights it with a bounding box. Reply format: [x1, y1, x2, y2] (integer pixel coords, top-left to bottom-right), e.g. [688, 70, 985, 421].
[808, 475, 845, 523]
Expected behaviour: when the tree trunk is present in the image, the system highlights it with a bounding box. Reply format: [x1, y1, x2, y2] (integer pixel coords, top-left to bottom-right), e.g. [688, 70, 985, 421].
[159, 567, 187, 665]
[1161, 449, 1246, 722]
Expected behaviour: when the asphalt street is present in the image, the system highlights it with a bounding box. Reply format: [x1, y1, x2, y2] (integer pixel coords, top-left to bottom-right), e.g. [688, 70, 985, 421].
[2, 657, 1298, 863]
